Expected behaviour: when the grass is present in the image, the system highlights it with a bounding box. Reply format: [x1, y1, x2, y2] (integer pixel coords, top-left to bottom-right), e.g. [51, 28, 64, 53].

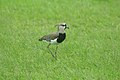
[0, 0, 120, 80]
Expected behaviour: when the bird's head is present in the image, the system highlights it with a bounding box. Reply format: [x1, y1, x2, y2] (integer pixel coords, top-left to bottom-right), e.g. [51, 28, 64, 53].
[55, 23, 69, 31]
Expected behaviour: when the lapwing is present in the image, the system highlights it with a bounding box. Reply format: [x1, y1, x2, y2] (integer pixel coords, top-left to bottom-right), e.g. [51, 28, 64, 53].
[39, 23, 69, 59]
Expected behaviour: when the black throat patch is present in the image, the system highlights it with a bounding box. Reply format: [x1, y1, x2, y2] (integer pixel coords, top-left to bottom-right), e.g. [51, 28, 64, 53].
[57, 33, 66, 43]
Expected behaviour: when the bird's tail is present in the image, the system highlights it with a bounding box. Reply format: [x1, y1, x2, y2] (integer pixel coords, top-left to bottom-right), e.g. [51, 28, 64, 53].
[39, 38, 42, 41]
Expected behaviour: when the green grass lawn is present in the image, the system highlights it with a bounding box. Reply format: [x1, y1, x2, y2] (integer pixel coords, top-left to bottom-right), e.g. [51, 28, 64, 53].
[0, 0, 120, 80]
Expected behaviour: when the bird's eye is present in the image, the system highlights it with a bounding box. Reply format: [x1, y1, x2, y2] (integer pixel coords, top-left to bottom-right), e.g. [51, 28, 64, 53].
[64, 24, 66, 26]
[61, 24, 66, 27]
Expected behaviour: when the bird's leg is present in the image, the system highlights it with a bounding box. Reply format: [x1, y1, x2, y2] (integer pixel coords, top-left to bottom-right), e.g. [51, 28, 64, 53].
[47, 44, 55, 58]
[54, 45, 58, 59]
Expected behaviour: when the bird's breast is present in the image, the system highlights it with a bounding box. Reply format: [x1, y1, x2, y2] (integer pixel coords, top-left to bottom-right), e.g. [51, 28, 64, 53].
[57, 33, 66, 43]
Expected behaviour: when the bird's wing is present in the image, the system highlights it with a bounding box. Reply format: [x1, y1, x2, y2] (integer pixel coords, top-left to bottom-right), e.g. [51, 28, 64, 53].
[40, 32, 59, 42]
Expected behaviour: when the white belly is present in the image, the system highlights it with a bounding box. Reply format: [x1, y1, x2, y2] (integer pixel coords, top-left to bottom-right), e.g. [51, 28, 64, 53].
[50, 38, 59, 45]
[43, 38, 59, 45]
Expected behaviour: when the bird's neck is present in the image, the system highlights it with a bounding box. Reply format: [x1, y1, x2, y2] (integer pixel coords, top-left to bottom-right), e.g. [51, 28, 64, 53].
[58, 28, 65, 33]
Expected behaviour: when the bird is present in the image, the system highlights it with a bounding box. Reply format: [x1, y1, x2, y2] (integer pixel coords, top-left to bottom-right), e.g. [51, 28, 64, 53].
[39, 23, 69, 59]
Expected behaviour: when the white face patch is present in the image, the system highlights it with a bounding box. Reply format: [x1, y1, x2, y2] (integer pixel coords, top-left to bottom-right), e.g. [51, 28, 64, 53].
[59, 26, 65, 30]
[63, 26, 65, 29]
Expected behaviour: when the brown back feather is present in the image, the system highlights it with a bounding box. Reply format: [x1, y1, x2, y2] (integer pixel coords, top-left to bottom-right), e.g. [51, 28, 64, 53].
[39, 32, 59, 42]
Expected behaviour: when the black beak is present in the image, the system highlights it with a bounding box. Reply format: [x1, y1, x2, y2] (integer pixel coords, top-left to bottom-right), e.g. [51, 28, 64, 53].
[65, 26, 69, 29]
